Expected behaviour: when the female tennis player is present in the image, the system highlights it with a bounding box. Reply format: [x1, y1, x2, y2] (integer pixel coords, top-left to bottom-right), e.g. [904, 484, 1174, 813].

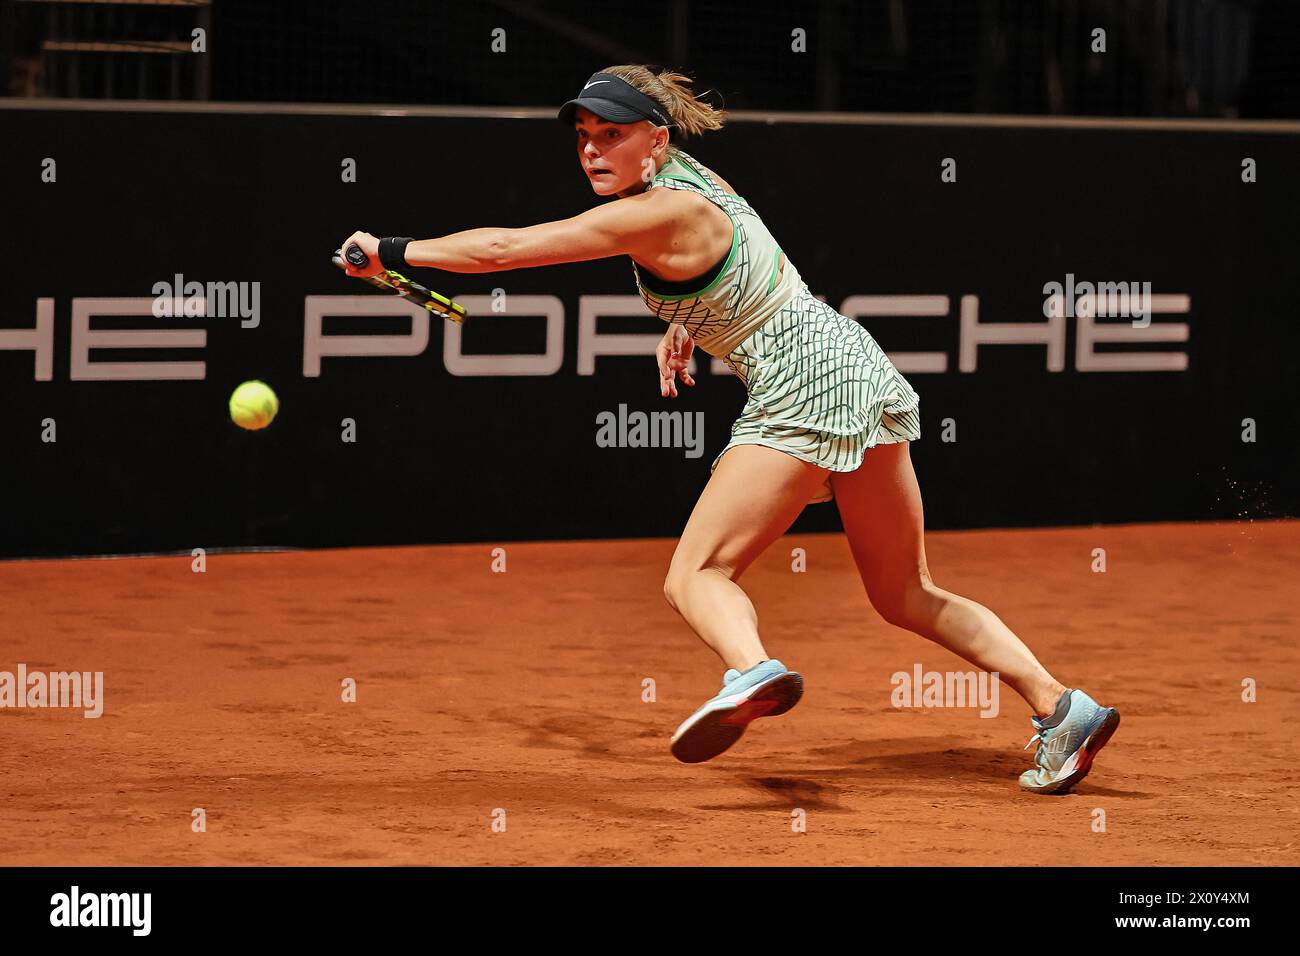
[339, 65, 1120, 794]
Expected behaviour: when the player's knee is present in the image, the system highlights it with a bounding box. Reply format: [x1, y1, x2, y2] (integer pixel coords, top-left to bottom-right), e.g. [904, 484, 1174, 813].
[870, 593, 909, 629]
[663, 565, 695, 610]
[663, 573, 681, 611]
[871, 575, 940, 631]
[663, 560, 737, 611]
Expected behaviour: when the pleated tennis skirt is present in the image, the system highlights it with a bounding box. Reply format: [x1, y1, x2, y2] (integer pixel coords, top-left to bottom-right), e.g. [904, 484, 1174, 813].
[711, 289, 922, 505]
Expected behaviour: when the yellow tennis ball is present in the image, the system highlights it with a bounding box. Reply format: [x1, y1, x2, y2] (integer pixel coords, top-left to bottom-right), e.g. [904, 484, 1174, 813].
[229, 380, 279, 430]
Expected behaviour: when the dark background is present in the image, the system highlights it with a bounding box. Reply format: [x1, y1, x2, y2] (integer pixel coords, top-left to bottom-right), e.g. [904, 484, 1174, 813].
[3, 0, 1299, 118]
[1, 105, 1295, 558]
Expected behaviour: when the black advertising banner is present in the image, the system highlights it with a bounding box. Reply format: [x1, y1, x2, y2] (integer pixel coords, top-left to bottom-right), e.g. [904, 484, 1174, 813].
[1, 105, 1295, 558]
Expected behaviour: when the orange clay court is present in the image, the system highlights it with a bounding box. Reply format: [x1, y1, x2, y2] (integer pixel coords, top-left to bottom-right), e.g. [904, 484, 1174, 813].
[3, 519, 1297, 867]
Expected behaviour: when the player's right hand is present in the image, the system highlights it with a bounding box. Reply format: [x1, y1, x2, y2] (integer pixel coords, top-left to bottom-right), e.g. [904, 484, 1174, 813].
[339, 231, 384, 278]
[657, 324, 696, 398]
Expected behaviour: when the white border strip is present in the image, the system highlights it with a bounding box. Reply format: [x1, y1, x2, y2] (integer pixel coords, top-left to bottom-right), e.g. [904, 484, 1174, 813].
[2, 97, 1299, 133]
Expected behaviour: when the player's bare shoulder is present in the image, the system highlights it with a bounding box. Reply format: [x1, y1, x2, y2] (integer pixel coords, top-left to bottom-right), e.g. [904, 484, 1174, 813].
[625, 182, 709, 225]
[647, 179, 730, 220]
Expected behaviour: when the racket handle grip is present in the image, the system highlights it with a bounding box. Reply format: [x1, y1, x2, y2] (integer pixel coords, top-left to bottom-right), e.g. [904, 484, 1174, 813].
[344, 244, 370, 268]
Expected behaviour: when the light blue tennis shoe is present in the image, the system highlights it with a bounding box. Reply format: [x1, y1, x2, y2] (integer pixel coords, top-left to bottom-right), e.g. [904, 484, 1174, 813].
[670, 659, 803, 763]
[1019, 689, 1121, 794]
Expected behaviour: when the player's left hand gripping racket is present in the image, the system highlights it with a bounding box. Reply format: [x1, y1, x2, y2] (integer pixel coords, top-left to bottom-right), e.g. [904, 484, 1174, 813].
[332, 244, 468, 324]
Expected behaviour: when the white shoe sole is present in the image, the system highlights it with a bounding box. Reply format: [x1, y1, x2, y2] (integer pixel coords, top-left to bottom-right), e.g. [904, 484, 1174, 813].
[670, 671, 803, 764]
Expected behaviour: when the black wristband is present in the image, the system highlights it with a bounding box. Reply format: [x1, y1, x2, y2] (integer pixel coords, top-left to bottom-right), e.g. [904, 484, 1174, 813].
[378, 237, 414, 272]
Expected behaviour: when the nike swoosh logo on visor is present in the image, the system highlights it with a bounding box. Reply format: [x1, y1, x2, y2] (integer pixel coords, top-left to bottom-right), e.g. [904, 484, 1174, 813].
[583, 80, 610, 90]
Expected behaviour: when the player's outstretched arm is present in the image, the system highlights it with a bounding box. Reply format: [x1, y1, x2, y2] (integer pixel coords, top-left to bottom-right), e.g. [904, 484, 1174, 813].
[340, 189, 678, 278]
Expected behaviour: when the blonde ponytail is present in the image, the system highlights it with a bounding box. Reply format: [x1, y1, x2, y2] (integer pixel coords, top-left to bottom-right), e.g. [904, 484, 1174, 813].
[601, 64, 727, 138]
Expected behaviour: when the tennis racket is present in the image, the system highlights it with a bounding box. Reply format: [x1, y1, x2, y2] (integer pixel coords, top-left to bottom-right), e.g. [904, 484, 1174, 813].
[331, 244, 468, 324]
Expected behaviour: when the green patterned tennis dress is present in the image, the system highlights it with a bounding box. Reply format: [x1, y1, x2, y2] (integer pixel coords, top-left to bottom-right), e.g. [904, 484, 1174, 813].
[632, 146, 921, 504]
